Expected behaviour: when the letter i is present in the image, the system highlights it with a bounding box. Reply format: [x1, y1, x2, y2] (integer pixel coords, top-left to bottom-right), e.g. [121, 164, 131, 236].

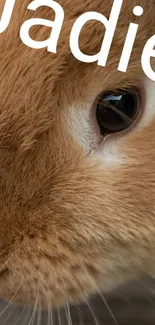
[118, 6, 143, 72]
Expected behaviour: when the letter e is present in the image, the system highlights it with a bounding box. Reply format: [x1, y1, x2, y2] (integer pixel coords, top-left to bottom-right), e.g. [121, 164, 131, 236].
[141, 35, 155, 82]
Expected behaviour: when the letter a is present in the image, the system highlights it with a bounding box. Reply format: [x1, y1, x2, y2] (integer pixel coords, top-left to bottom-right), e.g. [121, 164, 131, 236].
[20, 0, 64, 53]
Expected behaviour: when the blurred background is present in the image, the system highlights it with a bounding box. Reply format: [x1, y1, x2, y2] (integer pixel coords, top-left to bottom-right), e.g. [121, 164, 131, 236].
[0, 276, 155, 325]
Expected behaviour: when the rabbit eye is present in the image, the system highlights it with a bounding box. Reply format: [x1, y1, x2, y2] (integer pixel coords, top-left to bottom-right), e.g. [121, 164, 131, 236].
[96, 89, 140, 135]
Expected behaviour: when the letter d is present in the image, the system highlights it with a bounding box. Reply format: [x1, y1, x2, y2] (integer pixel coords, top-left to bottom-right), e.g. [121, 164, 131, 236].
[70, 0, 123, 67]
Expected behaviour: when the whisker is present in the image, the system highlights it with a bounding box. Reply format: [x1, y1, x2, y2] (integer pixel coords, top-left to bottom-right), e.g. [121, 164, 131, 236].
[75, 305, 84, 325]
[84, 299, 100, 325]
[65, 302, 72, 325]
[72, 274, 100, 325]
[26, 275, 40, 325]
[0, 243, 14, 258]
[11, 298, 28, 325]
[22, 307, 32, 325]
[0, 250, 17, 274]
[36, 296, 42, 325]
[50, 307, 54, 325]
[88, 276, 119, 325]
[57, 308, 62, 325]
[97, 292, 118, 325]
[46, 285, 54, 325]
[0, 278, 23, 319]
[47, 287, 52, 325]
[0, 303, 16, 325]
[57, 266, 72, 325]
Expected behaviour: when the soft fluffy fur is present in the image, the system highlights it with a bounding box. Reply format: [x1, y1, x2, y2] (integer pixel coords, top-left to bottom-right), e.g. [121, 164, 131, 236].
[0, 0, 155, 309]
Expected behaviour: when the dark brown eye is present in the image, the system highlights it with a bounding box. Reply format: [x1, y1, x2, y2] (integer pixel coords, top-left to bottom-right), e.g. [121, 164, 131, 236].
[96, 89, 140, 135]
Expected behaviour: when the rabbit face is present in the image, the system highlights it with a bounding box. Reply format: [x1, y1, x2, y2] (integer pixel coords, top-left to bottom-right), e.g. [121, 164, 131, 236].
[0, 0, 155, 308]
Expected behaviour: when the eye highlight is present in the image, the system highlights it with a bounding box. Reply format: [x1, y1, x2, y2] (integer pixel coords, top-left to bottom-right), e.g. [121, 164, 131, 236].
[96, 89, 141, 135]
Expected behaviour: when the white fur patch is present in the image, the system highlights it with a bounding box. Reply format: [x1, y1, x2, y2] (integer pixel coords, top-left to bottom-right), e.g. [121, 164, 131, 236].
[135, 78, 155, 132]
[68, 97, 101, 153]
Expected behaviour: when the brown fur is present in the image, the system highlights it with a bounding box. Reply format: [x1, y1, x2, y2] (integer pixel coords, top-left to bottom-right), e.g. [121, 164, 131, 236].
[0, 0, 155, 309]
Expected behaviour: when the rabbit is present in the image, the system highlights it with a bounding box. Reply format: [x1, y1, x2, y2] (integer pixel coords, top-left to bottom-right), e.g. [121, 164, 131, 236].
[0, 0, 155, 312]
